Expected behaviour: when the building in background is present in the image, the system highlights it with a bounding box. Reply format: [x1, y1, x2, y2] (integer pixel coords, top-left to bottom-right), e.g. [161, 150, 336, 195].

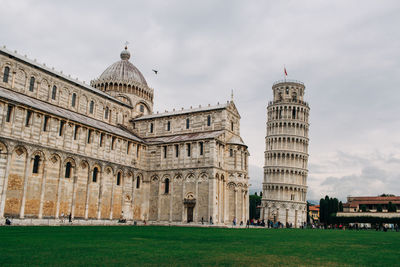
[261, 79, 310, 227]
[0, 45, 249, 225]
[309, 205, 319, 222]
[342, 196, 400, 213]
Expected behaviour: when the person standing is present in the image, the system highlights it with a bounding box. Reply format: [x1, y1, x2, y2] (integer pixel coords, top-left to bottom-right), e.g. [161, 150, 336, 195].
[68, 213, 72, 223]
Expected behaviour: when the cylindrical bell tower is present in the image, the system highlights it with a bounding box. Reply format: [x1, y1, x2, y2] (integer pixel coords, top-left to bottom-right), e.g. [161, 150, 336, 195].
[261, 79, 310, 228]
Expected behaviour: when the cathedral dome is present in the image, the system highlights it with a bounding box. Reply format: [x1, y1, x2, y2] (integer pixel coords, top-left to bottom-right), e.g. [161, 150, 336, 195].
[98, 46, 147, 86]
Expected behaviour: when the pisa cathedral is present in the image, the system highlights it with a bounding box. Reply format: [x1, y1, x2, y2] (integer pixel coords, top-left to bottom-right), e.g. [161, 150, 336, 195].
[261, 80, 310, 227]
[0, 45, 249, 225]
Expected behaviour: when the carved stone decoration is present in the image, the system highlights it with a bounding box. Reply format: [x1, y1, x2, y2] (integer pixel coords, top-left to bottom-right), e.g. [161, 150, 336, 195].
[15, 148, 24, 156]
[51, 156, 58, 163]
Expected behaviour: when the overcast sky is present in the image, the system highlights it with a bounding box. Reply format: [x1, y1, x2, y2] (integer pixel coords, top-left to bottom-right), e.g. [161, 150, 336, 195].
[1, 0, 399, 201]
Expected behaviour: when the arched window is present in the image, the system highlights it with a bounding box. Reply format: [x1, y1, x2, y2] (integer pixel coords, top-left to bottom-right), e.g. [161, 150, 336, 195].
[65, 162, 72, 178]
[186, 118, 190, 129]
[117, 172, 121, 186]
[92, 167, 98, 182]
[89, 101, 94, 114]
[165, 178, 169, 194]
[71, 93, 76, 107]
[292, 108, 296, 119]
[140, 104, 144, 113]
[136, 176, 140, 188]
[3, 66, 10, 83]
[105, 107, 109, 119]
[51, 85, 57, 100]
[32, 155, 40, 174]
[29, 77, 35, 92]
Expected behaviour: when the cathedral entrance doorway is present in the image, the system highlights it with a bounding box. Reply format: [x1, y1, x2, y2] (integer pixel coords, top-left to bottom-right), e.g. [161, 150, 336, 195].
[184, 192, 196, 223]
[187, 206, 194, 222]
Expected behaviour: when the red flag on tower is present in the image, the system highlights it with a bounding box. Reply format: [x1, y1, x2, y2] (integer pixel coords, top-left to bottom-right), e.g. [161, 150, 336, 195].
[284, 67, 288, 76]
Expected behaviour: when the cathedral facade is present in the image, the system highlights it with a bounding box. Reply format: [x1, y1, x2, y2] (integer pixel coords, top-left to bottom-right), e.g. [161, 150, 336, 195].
[261, 80, 310, 227]
[0, 46, 249, 225]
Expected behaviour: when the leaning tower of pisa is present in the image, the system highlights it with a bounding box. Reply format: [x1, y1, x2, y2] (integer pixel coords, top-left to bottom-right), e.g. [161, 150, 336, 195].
[261, 79, 310, 228]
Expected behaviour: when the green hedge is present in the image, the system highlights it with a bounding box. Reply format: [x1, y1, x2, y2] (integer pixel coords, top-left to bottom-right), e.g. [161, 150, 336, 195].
[332, 215, 400, 224]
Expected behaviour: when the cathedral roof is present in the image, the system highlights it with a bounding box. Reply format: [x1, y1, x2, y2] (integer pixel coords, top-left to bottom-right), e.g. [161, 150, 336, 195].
[134, 102, 230, 121]
[0, 86, 143, 142]
[0, 46, 131, 108]
[97, 46, 148, 87]
[145, 130, 224, 144]
[227, 135, 247, 147]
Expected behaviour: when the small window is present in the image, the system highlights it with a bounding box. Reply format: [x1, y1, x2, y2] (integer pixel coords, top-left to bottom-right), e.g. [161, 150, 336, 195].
[51, 85, 57, 100]
[5, 105, 13, 122]
[89, 101, 94, 114]
[59, 120, 65, 136]
[117, 172, 121, 186]
[167, 121, 171, 131]
[187, 143, 191, 157]
[71, 93, 77, 107]
[140, 104, 144, 113]
[163, 146, 167, 158]
[186, 118, 190, 129]
[29, 77, 35, 92]
[286, 87, 289, 94]
[25, 110, 32, 127]
[292, 108, 296, 119]
[87, 129, 92, 143]
[92, 167, 98, 182]
[127, 141, 131, 154]
[65, 162, 72, 178]
[165, 178, 170, 194]
[231, 121, 234, 131]
[32, 155, 40, 174]
[74, 125, 79, 140]
[111, 137, 116, 150]
[3, 66, 10, 83]
[136, 176, 140, 188]
[150, 123, 153, 133]
[199, 142, 203, 156]
[175, 144, 179, 157]
[100, 133, 104, 147]
[230, 149, 233, 157]
[105, 107, 109, 119]
[207, 115, 211, 126]
[43, 116, 49, 131]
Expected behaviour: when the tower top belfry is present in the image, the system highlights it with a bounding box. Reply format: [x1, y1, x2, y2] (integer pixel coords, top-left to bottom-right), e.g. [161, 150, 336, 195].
[261, 79, 310, 228]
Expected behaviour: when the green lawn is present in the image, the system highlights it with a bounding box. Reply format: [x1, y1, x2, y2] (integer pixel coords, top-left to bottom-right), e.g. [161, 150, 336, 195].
[0, 226, 399, 266]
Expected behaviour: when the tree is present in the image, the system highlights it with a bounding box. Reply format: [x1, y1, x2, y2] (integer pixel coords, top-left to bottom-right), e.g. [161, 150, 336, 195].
[319, 195, 341, 224]
[360, 205, 367, 212]
[388, 202, 397, 212]
[249, 194, 262, 219]
[339, 201, 343, 212]
[377, 204, 383, 212]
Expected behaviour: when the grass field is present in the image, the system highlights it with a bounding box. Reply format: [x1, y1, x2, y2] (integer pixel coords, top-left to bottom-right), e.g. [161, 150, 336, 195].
[0, 226, 399, 266]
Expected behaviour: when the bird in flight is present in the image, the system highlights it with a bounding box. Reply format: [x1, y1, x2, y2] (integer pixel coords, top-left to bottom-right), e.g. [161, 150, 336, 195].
[152, 69, 158, 74]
